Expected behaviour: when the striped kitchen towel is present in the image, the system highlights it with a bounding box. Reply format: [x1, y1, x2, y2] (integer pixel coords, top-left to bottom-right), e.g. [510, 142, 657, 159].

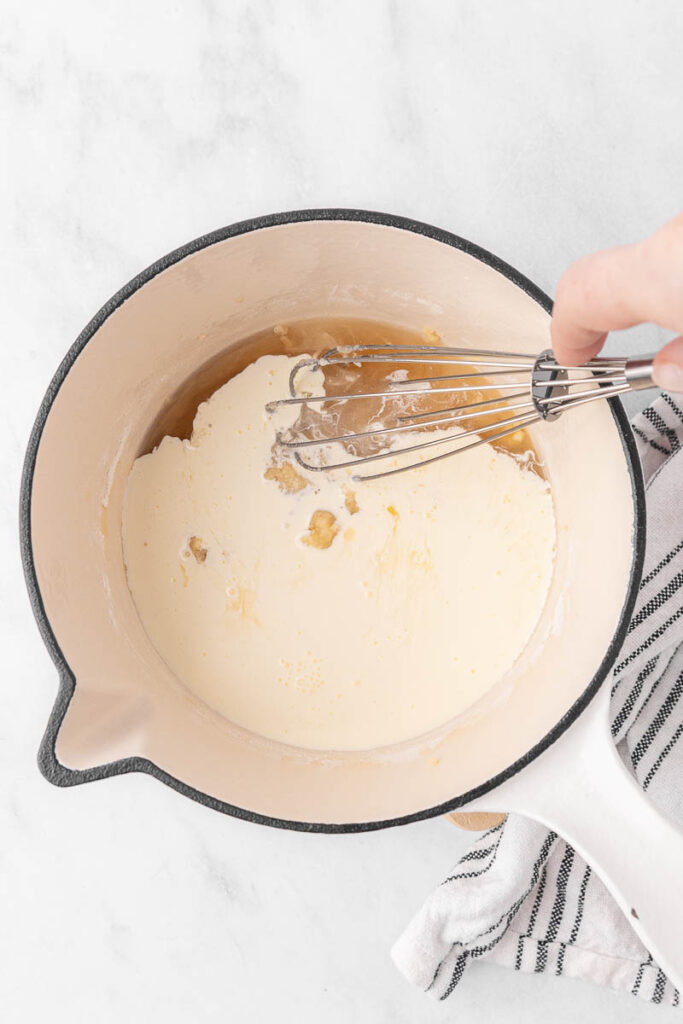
[392, 392, 683, 1007]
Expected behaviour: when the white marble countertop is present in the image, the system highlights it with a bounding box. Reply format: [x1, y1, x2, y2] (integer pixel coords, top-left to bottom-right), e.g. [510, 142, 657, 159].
[3, 1, 682, 1020]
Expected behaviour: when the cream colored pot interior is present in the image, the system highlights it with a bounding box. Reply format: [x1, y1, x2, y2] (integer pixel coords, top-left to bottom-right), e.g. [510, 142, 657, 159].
[31, 219, 636, 824]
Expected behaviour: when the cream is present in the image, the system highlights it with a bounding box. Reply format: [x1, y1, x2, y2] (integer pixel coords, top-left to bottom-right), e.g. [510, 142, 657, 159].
[122, 354, 556, 750]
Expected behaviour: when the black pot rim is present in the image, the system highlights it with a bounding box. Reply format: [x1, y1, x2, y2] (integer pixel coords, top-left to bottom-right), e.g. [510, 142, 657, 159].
[19, 208, 647, 833]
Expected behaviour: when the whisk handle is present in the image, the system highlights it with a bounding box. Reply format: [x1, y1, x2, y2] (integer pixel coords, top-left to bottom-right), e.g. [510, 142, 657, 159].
[624, 356, 656, 392]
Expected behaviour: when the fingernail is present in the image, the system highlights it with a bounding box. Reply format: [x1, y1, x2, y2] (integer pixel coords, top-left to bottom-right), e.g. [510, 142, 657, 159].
[653, 362, 683, 393]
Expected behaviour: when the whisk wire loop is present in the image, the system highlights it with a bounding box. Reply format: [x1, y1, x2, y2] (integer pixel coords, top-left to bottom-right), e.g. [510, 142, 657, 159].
[266, 345, 655, 480]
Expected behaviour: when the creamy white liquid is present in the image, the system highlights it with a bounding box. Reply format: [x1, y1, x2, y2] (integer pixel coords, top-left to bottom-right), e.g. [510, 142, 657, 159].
[123, 354, 556, 750]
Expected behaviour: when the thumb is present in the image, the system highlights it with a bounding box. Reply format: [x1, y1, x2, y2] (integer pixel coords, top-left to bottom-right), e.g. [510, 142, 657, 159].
[653, 336, 683, 393]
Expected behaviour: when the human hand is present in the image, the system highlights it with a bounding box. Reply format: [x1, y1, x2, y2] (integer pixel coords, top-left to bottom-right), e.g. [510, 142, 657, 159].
[551, 212, 683, 393]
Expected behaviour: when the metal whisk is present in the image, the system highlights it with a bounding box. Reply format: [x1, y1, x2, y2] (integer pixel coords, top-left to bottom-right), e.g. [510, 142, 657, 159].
[265, 345, 655, 481]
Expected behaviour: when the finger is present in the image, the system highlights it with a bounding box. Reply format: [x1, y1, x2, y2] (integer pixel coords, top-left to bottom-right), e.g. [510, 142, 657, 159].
[551, 212, 683, 367]
[653, 335, 683, 393]
[551, 243, 647, 365]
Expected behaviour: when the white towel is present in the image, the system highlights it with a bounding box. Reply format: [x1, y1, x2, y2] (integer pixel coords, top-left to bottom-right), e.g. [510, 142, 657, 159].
[393, 393, 683, 1007]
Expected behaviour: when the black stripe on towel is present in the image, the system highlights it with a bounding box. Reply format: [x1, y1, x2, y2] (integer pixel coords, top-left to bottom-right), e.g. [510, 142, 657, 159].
[662, 393, 683, 426]
[526, 865, 549, 936]
[569, 865, 591, 942]
[615, 606, 683, 675]
[515, 935, 525, 972]
[640, 540, 683, 589]
[631, 672, 683, 768]
[611, 656, 660, 736]
[633, 424, 671, 457]
[442, 839, 502, 884]
[448, 953, 468, 992]
[634, 953, 654, 998]
[643, 407, 681, 452]
[536, 846, 575, 973]
[644, 406, 670, 434]
[643, 719, 683, 790]
[522, 862, 550, 974]
[440, 833, 556, 999]
[617, 648, 680, 738]
[653, 968, 667, 1004]
[628, 571, 683, 634]
[557, 864, 591, 976]
[632, 961, 646, 997]
[456, 842, 499, 864]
